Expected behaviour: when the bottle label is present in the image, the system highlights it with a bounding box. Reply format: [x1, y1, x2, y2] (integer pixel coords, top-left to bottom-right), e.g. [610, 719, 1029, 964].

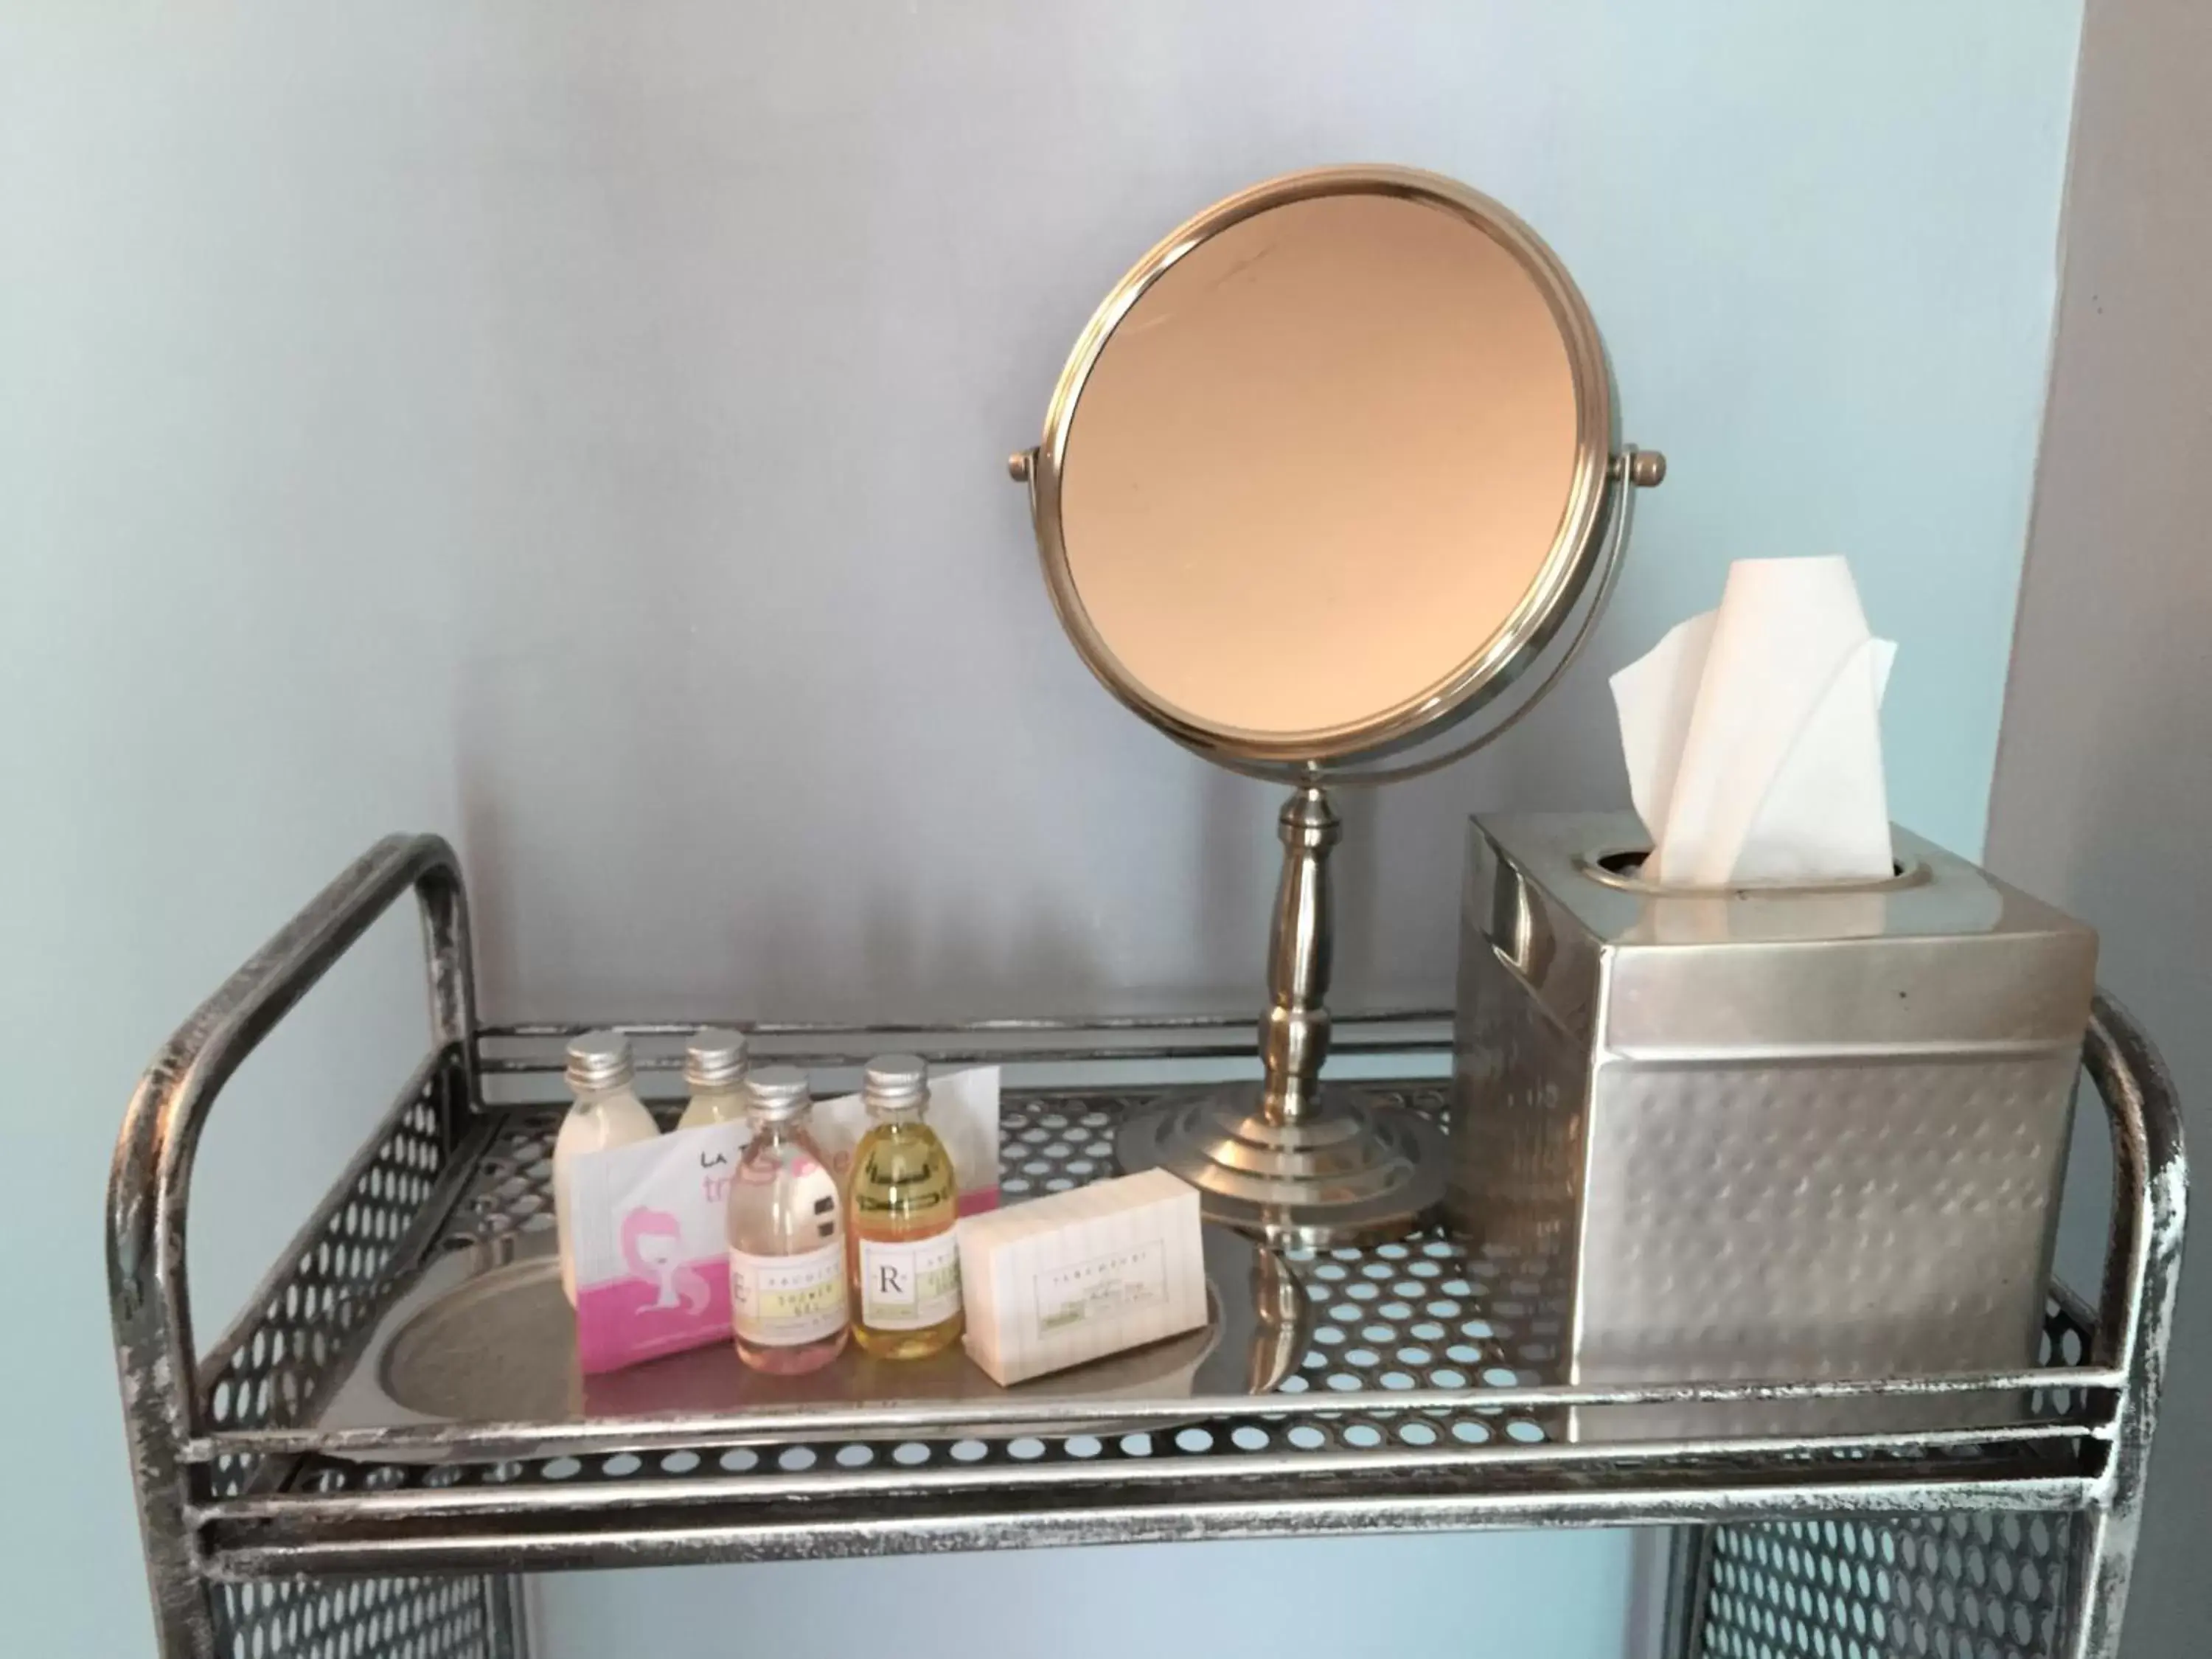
[859, 1231, 962, 1330]
[729, 1239, 848, 1346]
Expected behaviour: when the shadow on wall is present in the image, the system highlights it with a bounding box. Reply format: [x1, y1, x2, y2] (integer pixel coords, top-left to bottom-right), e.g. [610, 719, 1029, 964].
[453, 651, 1308, 1026]
[445, 580, 1635, 1030]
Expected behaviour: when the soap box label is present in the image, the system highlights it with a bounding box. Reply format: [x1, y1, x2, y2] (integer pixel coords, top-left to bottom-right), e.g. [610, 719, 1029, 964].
[1034, 1240, 1166, 1333]
[956, 1168, 1206, 1386]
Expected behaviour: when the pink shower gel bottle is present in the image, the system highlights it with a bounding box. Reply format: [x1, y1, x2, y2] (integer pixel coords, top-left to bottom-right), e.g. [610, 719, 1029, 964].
[725, 1066, 848, 1375]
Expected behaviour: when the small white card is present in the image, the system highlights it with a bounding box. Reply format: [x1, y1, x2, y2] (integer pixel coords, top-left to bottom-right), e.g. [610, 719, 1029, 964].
[811, 1065, 1001, 1214]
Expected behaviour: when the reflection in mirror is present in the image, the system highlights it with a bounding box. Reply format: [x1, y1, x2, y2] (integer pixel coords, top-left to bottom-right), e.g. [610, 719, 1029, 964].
[1059, 191, 1581, 748]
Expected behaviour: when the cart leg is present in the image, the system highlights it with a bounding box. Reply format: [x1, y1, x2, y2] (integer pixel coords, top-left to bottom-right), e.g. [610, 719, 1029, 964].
[489, 1572, 533, 1658]
[147, 1548, 218, 1658]
[121, 1406, 220, 1658]
[1658, 1526, 1714, 1659]
[2057, 991, 2189, 1658]
[2056, 1504, 2137, 1659]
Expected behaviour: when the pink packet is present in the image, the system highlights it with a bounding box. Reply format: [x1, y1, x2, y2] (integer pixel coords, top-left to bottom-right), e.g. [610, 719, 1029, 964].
[568, 1120, 748, 1374]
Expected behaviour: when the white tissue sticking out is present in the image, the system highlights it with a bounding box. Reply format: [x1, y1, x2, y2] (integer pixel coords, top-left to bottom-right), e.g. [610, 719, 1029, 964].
[1611, 556, 1897, 888]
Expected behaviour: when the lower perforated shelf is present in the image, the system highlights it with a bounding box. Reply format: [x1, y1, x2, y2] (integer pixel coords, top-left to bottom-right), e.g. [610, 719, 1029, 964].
[1700, 1512, 2073, 1659]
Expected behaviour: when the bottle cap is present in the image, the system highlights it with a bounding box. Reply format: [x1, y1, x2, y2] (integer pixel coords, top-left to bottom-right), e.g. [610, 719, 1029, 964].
[744, 1065, 812, 1122]
[684, 1027, 749, 1090]
[862, 1053, 929, 1113]
[565, 1030, 635, 1093]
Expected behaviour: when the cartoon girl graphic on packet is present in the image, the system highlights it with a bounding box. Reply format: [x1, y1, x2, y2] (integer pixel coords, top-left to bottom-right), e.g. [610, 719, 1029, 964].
[620, 1206, 711, 1315]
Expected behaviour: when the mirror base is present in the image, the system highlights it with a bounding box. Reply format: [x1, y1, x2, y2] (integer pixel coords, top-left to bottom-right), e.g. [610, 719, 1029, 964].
[1116, 1084, 1447, 1249]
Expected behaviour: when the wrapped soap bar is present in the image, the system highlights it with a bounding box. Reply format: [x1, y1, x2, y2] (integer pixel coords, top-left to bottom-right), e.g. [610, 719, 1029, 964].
[954, 1169, 1206, 1386]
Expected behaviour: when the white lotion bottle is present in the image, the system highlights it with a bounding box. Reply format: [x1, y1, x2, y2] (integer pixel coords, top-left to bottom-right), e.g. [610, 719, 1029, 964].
[552, 1029, 661, 1305]
[676, 1026, 750, 1130]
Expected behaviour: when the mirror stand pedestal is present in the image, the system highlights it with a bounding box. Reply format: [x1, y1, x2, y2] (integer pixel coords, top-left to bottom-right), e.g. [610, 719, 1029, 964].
[1117, 783, 1448, 1247]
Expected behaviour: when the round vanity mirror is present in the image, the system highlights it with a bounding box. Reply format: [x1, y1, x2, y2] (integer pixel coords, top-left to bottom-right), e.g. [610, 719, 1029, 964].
[1012, 166, 1663, 1244]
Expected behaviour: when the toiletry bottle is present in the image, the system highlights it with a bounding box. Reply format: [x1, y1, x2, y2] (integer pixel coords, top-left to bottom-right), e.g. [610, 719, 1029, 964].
[677, 1026, 750, 1129]
[848, 1054, 963, 1360]
[726, 1067, 848, 1374]
[552, 1030, 661, 1306]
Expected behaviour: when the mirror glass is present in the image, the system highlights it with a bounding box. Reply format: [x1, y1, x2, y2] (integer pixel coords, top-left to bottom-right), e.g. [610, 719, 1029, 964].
[1047, 185, 1598, 757]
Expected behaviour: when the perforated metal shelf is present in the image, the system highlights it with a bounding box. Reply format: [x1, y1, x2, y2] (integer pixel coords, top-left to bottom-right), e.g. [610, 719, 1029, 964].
[183, 1062, 2116, 1590]
[108, 836, 2186, 1659]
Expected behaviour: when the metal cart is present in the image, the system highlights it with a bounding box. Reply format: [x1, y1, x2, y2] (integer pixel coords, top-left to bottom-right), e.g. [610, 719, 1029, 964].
[107, 835, 2187, 1659]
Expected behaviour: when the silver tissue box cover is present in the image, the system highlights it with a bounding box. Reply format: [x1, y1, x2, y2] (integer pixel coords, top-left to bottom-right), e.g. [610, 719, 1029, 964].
[1450, 812, 2096, 1439]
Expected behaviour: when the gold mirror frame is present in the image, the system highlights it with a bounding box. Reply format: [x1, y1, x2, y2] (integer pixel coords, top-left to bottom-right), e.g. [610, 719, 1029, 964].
[1018, 164, 1618, 771]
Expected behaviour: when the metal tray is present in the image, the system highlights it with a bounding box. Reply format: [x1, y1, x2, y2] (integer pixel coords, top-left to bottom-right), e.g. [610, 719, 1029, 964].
[315, 1222, 1306, 1459]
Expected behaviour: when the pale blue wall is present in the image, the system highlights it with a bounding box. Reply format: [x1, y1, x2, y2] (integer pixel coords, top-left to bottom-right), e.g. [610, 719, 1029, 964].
[1986, 1, 2212, 1651]
[0, 3, 2081, 1654]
